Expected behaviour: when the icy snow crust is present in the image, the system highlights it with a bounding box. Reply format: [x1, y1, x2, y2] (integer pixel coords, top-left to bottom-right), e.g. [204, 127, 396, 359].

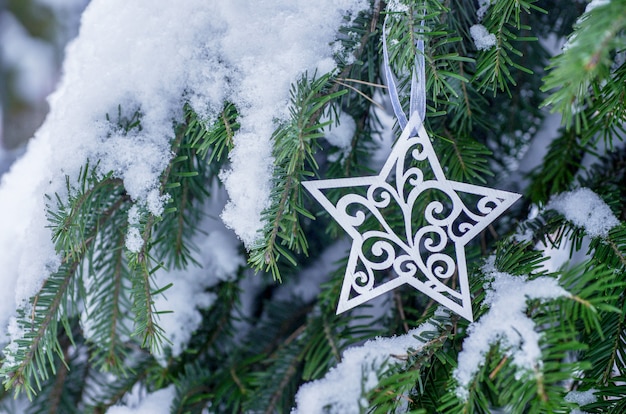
[0, 0, 369, 341]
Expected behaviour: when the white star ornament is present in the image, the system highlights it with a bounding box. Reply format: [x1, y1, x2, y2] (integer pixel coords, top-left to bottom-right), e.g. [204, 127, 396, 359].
[303, 113, 521, 321]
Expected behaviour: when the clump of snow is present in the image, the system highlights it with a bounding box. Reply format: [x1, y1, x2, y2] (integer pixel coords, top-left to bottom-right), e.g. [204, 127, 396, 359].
[0, 0, 223, 334]
[293, 311, 448, 414]
[126, 193, 171, 253]
[565, 389, 597, 414]
[217, 1, 370, 248]
[107, 385, 175, 414]
[146, 189, 169, 217]
[454, 258, 570, 400]
[585, 0, 611, 13]
[564, 0, 612, 51]
[125, 205, 144, 253]
[127, 204, 141, 224]
[324, 111, 356, 150]
[470, 24, 497, 51]
[386, 0, 410, 13]
[125, 228, 144, 253]
[547, 187, 620, 238]
[0, 0, 369, 342]
[476, 0, 492, 21]
[3, 317, 21, 366]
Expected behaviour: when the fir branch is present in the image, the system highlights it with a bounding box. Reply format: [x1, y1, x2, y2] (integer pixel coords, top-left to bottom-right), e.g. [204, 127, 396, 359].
[220, 106, 236, 155]
[368, 313, 454, 412]
[1, 175, 126, 397]
[555, 263, 626, 390]
[2, 102, 211, 395]
[249, 5, 382, 280]
[2, 264, 72, 397]
[333, 79, 385, 109]
[127, 235, 168, 353]
[265, 345, 302, 414]
[249, 73, 347, 280]
[528, 128, 584, 204]
[583, 62, 626, 145]
[601, 308, 626, 384]
[25, 325, 89, 414]
[385, 0, 473, 106]
[299, 267, 384, 382]
[83, 200, 133, 373]
[48, 170, 124, 262]
[171, 278, 242, 405]
[48, 356, 69, 414]
[322, 317, 342, 363]
[42, 330, 83, 414]
[126, 109, 217, 352]
[188, 102, 238, 164]
[245, 331, 307, 413]
[3, 263, 77, 398]
[84, 352, 155, 413]
[591, 224, 626, 272]
[170, 363, 212, 414]
[541, 0, 626, 130]
[154, 111, 218, 270]
[473, 0, 544, 94]
[7, 2, 626, 412]
[187, 281, 240, 360]
[436, 128, 492, 184]
[509, 301, 589, 413]
[394, 290, 410, 333]
[447, 60, 490, 134]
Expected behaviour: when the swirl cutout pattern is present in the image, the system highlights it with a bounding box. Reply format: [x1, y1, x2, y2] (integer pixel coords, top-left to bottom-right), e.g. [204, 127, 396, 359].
[336, 131, 513, 303]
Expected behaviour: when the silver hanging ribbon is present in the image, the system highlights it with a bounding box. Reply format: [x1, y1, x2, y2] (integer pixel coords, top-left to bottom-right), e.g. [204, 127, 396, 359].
[382, 12, 426, 131]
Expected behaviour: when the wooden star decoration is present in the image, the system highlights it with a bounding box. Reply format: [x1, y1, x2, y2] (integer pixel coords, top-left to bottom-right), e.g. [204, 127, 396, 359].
[303, 113, 521, 321]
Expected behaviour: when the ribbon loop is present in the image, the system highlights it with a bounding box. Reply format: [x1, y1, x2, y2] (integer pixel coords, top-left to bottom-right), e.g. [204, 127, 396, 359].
[382, 11, 426, 131]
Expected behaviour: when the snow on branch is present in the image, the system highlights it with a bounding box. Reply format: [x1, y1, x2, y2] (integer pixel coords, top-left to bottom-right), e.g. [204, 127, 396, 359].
[293, 312, 448, 414]
[0, 0, 368, 338]
[216, 1, 369, 248]
[454, 258, 570, 400]
[547, 187, 620, 239]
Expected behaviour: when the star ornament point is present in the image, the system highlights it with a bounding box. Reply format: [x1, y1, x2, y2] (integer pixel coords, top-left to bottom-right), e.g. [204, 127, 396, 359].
[303, 114, 521, 321]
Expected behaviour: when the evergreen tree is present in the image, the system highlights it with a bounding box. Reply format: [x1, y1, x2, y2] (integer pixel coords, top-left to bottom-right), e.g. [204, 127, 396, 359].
[1, 0, 626, 413]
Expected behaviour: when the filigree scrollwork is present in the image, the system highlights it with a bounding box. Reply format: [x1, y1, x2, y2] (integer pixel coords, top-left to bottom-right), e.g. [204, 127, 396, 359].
[302, 112, 521, 321]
